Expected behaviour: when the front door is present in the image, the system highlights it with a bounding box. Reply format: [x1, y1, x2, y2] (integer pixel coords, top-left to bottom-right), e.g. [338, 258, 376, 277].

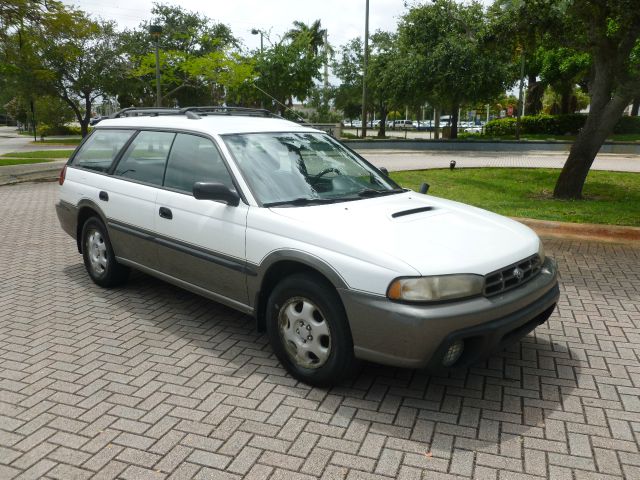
[154, 133, 249, 306]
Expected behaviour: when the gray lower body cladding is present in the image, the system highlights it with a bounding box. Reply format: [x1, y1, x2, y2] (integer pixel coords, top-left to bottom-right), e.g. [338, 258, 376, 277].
[339, 257, 559, 369]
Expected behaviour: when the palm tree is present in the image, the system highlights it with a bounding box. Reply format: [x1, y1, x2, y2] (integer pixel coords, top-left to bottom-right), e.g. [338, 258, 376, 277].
[285, 20, 326, 57]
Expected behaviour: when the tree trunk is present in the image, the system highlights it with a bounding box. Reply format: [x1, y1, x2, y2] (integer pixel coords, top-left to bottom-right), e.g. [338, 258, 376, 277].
[377, 104, 387, 138]
[434, 108, 440, 140]
[632, 98, 640, 116]
[553, 94, 629, 199]
[560, 91, 571, 115]
[450, 104, 459, 139]
[80, 94, 92, 138]
[525, 74, 544, 115]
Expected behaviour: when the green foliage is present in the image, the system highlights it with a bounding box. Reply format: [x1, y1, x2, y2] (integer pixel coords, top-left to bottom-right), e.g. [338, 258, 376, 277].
[398, 0, 515, 137]
[119, 3, 242, 107]
[613, 116, 640, 134]
[35, 95, 74, 128]
[485, 117, 517, 136]
[486, 113, 640, 136]
[37, 124, 82, 136]
[253, 35, 322, 115]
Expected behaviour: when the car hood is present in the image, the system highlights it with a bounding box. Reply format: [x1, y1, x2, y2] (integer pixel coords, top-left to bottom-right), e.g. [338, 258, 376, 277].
[269, 192, 540, 276]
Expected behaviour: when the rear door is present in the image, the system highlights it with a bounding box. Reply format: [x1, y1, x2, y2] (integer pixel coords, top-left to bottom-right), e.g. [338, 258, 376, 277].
[154, 133, 249, 306]
[106, 130, 175, 269]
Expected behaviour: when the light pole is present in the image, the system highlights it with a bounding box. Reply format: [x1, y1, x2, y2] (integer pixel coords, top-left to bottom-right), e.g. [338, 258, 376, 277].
[251, 29, 265, 108]
[361, 0, 369, 139]
[149, 25, 162, 108]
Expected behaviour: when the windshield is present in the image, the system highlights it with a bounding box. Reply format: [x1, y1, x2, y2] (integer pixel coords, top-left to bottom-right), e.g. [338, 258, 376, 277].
[223, 132, 402, 206]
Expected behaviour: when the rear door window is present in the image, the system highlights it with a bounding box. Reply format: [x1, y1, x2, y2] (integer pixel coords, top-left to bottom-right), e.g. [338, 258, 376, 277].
[114, 131, 176, 185]
[73, 129, 134, 172]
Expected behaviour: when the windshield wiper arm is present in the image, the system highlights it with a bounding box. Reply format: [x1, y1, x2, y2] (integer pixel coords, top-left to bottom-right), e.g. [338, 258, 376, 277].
[263, 197, 338, 207]
[356, 188, 406, 197]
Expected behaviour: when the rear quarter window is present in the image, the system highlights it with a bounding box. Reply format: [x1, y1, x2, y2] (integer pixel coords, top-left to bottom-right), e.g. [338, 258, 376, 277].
[73, 129, 134, 172]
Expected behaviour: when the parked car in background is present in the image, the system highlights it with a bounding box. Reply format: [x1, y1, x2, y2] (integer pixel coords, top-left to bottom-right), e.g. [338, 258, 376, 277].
[56, 106, 559, 386]
[464, 125, 483, 134]
[393, 119, 415, 129]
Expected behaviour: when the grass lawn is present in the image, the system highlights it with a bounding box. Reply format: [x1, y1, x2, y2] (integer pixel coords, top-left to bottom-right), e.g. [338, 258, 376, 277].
[390, 168, 640, 227]
[0, 158, 57, 166]
[31, 138, 82, 146]
[1, 150, 74, 159]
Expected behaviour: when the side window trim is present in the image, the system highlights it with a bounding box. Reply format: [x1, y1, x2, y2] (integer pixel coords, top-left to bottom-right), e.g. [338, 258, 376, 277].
[107, 130, 141, 175]
[160, 133, 178, 187]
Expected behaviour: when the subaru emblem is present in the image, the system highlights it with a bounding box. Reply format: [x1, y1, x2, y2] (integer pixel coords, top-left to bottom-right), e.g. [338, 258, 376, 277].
[513, 267, 524, 281]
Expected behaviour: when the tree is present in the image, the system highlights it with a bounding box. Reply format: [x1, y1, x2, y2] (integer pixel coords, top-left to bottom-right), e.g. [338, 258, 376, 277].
[398, 0, 513, 138]
[553, 1, 640, 199]
[40, 15, 127, 136]
[538, 47, 590, 114]
[253, 35, 322, 115]
[119, 3, 240, 107]
[285, 20, 326, 57]
[333, 38, 363, 121]
[0, 0, 68, 132]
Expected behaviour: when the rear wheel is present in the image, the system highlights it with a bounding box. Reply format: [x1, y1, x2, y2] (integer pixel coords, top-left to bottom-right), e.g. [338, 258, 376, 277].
[81, 217, 129, 287]
[266, 273, 356, 386]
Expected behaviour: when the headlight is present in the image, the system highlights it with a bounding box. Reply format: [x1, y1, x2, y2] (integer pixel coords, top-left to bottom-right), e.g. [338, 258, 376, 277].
[538, 241, 546, 264]
[387, 274, 484, 302]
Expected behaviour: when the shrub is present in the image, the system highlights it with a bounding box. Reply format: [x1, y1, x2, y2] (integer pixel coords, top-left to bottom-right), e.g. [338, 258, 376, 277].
[485, 117, 516, 136]
[38, 124, 83, 137]
[484, 113, 640, 137]
[613, 115, 640, 134]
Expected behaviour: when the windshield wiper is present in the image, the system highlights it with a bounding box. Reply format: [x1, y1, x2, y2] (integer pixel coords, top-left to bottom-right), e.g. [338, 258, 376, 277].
[263, 197, 339, 207]
[356, 188, 406, 197]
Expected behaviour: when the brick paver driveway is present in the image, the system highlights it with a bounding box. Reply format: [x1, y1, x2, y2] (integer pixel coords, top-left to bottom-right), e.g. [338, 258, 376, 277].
[1, 183, 639, 480]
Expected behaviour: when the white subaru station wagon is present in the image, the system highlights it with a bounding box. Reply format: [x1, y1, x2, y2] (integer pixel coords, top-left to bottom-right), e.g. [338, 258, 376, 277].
[56, 107, 559, 386]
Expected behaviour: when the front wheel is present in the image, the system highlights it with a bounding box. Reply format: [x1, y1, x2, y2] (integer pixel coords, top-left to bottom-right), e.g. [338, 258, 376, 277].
[266, 273, 356, 386]
[81, 217, 129, 288]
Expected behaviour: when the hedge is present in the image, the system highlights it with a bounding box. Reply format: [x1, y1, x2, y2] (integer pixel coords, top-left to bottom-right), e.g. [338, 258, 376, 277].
[38, 124, 84, 137]
[485, 113, 640, 137]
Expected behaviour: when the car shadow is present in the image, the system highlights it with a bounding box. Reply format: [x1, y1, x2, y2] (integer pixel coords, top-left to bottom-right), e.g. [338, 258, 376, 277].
[62, 263, 575, 455]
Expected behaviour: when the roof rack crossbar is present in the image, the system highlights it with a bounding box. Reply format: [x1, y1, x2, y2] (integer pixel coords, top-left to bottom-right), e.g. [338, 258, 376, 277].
[179, 106, 279, 118]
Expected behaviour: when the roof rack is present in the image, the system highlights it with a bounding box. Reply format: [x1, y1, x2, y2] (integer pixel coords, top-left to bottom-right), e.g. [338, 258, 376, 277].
[110, 106, 282, 120]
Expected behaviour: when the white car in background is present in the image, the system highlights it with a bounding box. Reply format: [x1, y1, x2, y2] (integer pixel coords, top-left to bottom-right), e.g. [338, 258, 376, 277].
[56, 106, 559, 386]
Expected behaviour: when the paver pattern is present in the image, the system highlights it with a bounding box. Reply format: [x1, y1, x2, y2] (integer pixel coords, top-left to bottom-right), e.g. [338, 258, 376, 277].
[1, 182, 639, 480]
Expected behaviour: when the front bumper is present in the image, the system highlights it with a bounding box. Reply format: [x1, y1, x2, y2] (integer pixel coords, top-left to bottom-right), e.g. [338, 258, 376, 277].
[338, 257, 559, 369]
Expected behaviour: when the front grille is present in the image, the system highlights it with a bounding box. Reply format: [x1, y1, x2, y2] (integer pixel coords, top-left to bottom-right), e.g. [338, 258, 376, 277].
[484, 254, 542, 296]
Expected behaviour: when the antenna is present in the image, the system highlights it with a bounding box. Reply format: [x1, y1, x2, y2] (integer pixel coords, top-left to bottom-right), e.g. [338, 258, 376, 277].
[250, 82, 311, 126]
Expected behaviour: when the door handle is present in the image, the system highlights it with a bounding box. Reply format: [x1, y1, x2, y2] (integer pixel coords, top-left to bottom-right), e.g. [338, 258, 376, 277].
[159, 207, 173, 219]
[99, 191, 109, 201]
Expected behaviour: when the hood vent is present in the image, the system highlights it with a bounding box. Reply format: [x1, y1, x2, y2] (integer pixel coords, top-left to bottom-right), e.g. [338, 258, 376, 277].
[391, 206, 434, 218]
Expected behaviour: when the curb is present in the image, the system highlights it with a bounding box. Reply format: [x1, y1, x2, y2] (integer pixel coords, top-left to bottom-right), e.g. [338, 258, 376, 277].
[0, 161, 64, 186]
[514, 217, 640, 245]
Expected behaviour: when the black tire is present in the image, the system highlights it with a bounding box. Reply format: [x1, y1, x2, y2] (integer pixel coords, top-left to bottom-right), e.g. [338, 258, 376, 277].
[266, 273, 356, 386]
[81, 217, 129, 288]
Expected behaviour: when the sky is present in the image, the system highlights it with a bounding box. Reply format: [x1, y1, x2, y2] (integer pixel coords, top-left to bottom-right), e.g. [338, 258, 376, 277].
[63, 0, 410, 51]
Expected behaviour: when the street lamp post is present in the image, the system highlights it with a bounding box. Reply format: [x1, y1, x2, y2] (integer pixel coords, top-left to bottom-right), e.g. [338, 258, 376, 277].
[361, 0, 370, 139]
[251, 28, 264, 53]
[149, 25, 162, 108]
[252, 29, 265, 108]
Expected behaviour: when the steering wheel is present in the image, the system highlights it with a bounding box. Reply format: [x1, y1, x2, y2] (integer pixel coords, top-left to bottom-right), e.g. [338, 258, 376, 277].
[310, 167, 341, 185]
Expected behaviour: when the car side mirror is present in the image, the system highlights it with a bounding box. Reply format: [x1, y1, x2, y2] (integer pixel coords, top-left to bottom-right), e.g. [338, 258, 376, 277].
[380, 167, 389, 176]
[419, 182, 430, 194]
[193, 182, 240, 206]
